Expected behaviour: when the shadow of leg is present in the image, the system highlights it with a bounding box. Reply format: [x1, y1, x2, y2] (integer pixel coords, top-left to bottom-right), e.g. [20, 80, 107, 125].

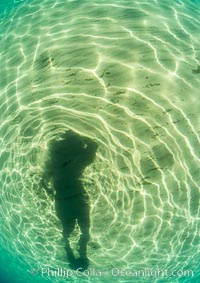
[76, 219, 90, 271]
[62, 220, 78, 270]
[65, 232, 89, 271]
[78, 231, 90, 259]
[65, 240, 77, 270]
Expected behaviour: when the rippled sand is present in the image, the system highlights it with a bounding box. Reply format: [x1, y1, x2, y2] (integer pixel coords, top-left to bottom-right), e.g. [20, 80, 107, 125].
[0, 0, 200, 282]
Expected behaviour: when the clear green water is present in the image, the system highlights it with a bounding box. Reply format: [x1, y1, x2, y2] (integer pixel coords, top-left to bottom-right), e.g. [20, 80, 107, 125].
[0, 0, 199, 282]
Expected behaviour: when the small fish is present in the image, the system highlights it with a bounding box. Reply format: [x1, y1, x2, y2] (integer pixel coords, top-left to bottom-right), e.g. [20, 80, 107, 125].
[192, 65, 200, 74]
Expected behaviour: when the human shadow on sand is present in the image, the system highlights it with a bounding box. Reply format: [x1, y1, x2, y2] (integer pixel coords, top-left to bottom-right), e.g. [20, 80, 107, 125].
[42, 130, 98, 271]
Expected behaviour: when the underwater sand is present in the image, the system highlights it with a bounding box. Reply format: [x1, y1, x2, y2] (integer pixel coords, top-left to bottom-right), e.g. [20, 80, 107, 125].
[0, 0, 200, 282]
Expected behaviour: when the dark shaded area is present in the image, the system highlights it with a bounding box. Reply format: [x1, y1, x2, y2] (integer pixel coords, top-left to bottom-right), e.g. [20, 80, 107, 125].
[42, 130, 98, 271]
[0, 268, 19, 283]
[0, 274, 11, 283]
[192, 64, 200, 74]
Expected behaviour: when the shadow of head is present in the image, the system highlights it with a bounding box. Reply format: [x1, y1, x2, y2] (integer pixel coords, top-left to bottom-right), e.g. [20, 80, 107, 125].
[47, 130, 98, 179]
